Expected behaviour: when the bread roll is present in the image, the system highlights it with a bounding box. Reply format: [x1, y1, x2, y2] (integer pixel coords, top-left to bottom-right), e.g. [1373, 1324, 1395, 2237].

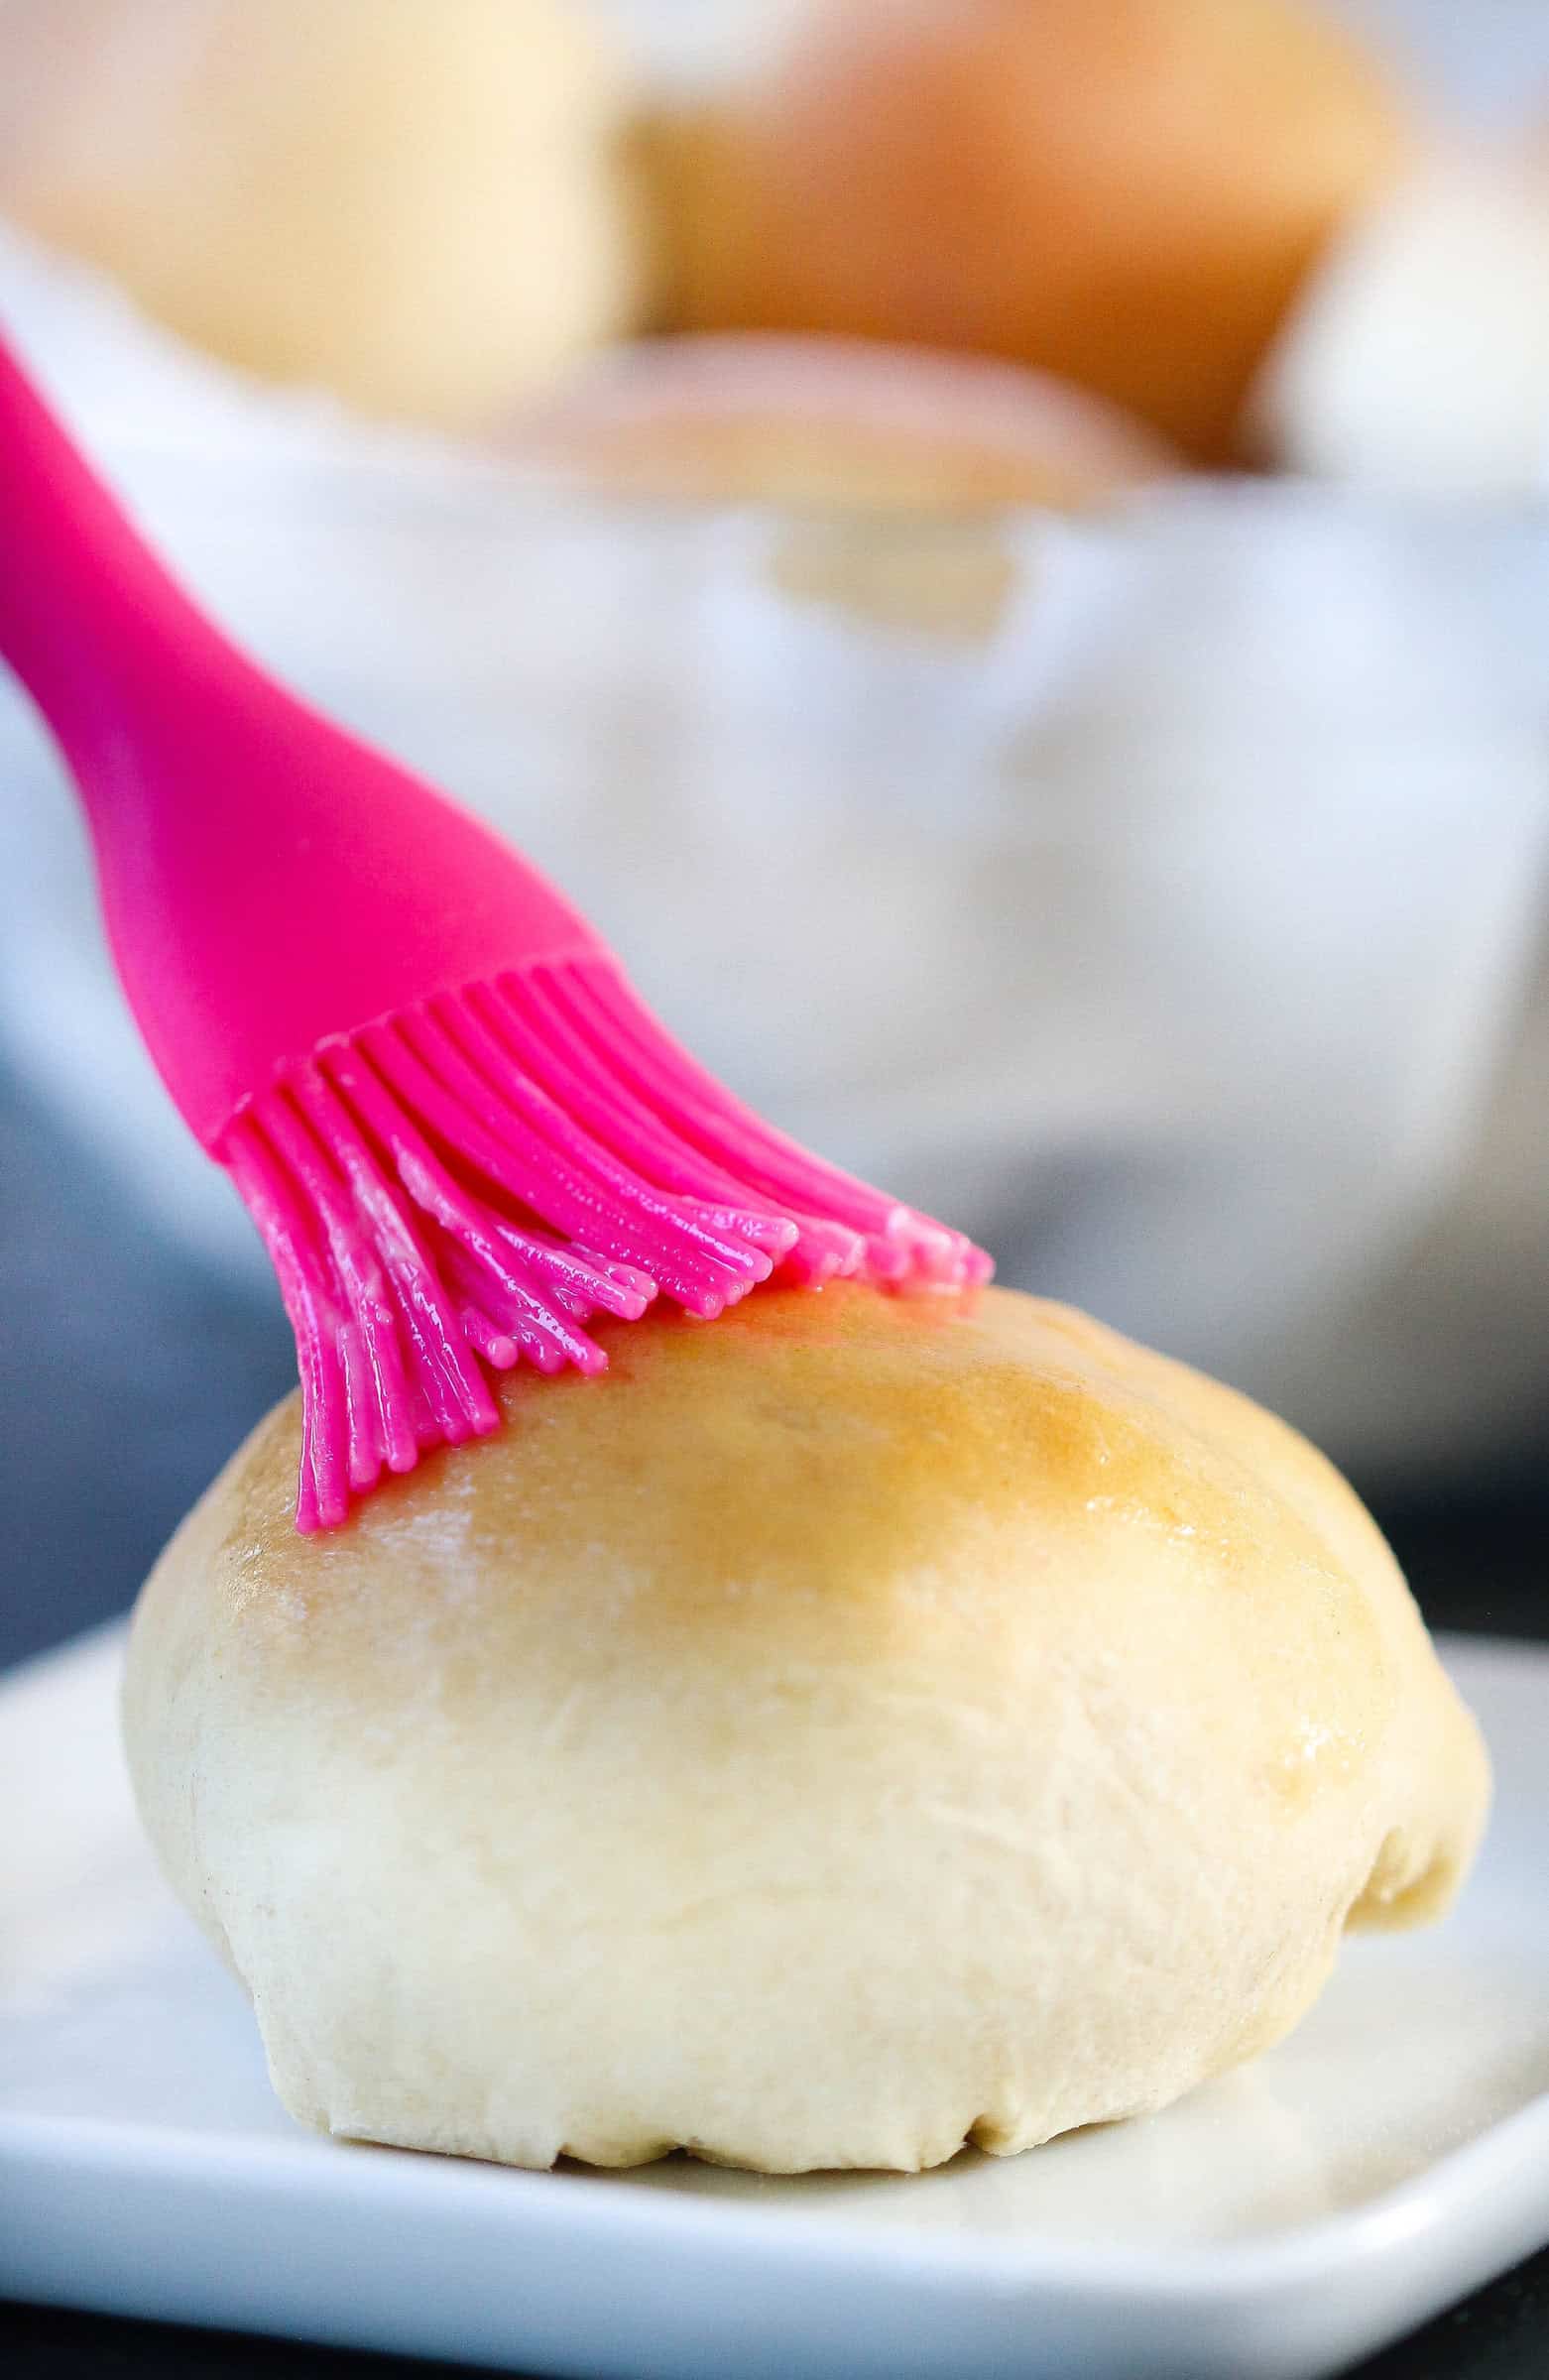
[124, 1283, 1487, 2175]
[513, 333, 1178, 511]
[649, 0, 1411, 463]
[1247, 151, 1549, 493]
[0, 0, 649, 430]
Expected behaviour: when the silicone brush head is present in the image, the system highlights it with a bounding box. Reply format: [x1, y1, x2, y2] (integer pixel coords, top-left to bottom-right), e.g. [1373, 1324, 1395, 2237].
[221, 956, 989, 1531]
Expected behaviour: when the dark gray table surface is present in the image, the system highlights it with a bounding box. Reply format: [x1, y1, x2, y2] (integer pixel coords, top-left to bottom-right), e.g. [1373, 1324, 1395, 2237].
[3, 1057, 1545, 2379]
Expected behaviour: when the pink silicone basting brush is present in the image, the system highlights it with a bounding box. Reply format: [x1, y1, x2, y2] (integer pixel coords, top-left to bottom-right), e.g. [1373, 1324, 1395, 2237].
[0, 329, 990, 1529]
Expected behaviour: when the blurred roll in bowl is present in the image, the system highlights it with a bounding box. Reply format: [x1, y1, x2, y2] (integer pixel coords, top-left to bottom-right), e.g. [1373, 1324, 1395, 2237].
[0, 226, 1546, 1485]
[510, 333, 1179, 510]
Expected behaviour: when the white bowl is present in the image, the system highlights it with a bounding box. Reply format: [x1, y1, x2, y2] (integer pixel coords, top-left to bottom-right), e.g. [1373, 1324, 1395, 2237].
[2, 227, 1546, 1468]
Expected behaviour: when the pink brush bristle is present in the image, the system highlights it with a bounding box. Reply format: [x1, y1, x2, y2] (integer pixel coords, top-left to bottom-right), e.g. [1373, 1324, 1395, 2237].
[217, 958, 990, 1531]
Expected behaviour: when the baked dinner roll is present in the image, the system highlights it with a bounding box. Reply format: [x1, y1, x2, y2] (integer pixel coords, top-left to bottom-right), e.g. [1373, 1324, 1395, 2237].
[512, 333, 1178, 511]
[1247, 150, 1549, 494]
[124, 1283, 1488, 2174]
[649, 0, 1411, 463]
[0, 0, 649, 430]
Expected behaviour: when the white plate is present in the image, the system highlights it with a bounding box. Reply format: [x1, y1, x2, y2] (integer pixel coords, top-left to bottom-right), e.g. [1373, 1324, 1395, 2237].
[2, 1624, 1546, 2379]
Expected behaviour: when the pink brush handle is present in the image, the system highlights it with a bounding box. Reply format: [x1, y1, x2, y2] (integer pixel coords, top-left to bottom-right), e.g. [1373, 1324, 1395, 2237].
[0, 324, 602, 1147]
[0, 331, 239, 773]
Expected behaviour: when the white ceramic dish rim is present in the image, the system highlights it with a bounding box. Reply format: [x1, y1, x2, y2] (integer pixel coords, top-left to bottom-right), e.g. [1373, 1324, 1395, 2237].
[7, 2079, 1549, 2308]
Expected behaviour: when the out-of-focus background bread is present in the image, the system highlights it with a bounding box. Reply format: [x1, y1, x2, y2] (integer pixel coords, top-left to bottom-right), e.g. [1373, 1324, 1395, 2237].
[0, 0, 654, 432]
[646, 0, 1413, 464]
[3, 0, 1544, 486]
[514, 334, 1179, 510]
[1248, 147, 1549, 491]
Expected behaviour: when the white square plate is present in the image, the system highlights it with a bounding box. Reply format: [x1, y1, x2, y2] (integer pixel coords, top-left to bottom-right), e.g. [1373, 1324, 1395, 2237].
[2, 1623, 1546, 2379]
